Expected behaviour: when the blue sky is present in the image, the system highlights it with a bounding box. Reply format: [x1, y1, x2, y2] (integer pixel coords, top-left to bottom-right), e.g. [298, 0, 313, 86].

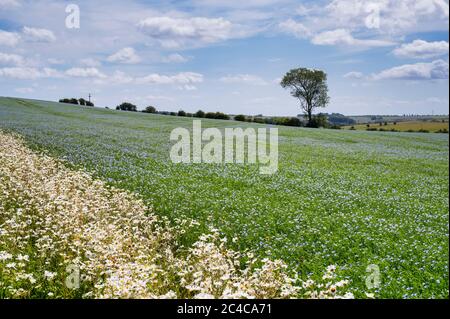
[0, 0, 448, 116]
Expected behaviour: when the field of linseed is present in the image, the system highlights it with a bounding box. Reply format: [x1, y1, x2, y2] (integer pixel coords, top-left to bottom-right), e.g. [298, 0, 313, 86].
[0, 97, 448, 298]
[0, 130, 354, 299]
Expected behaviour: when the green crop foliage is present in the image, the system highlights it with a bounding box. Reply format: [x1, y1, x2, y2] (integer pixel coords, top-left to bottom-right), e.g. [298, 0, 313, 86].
[1, 97, 448, 298]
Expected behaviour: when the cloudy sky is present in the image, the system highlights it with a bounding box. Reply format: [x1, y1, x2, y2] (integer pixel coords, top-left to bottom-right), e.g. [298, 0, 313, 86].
[0, 0, 448, 115]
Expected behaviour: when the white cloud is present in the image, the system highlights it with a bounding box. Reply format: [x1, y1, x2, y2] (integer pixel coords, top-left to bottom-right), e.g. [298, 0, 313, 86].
[40, 68, 62, 78]
[283, 0, 449, 47]
[80, 58, 101, 67]
[272, 77, 282, 84]
[0, 52, 24, 66]
[90, 71, 134, 85]
[0, 0, 20, 8]
[372, 59, 449, 80]
[278, 19, 311, 39]
[162, 53, 189, 63]
[249, 96, 276, 104]
[47, 58, 65, 65]
[65, 67, 106, 78]
[311, 29, 394, 47]
[15, 87, 34, 94]
[146, 95, 175, 101]
[22, 26, 56, 43]
[343, 71, 365, 79]
[220, 74, 267, 85]
[136, 72, 204, 85]
[107, 47, 141, 64]
[324, 0, 449, 34]
[296, 3, 320, 16]
[191, 0, 283, 8]
[103, 71, 133, 84]
[278, 16, 397, 48]
[393, 39, 449, 59]
[178, 84, 197, 91]
[138, 16, 236, 48]
[0, 67, 61, 79]
[0, 30, 20, 46]
[426, 96, 448, 103]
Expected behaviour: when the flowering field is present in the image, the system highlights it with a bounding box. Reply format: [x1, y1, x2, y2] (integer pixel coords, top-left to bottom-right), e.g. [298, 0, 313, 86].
[0, 97, 448, 299]
[0, 128, 350, 299]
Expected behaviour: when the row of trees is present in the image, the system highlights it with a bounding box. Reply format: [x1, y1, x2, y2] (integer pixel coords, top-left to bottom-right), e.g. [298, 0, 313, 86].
[126, 104, 340, 129]
[57, 67, 331, 128]
[235, 113, 342, 128]
[59, 98, 94, 107]
[58, 67, 331, 128]
[162, 110, 230, 120]
[114, 67, 332, 127]
[196, 111, 230, 120]
[116, 103, 232, 120]
[115, 101, 340, 128]
[235, 114, 301, 127]
[114, 67, 331, 127]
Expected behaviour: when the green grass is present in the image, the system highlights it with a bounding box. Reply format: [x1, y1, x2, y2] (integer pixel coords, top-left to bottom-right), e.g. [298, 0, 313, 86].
[0, 97, 448, 298]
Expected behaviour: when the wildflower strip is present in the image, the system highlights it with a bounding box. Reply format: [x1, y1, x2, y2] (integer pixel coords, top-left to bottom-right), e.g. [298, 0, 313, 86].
[0, 131, 352, 299]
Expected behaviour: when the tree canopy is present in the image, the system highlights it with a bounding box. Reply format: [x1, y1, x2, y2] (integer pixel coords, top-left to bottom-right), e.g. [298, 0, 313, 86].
[143, 106, 157, 113]
[59, 98, 94, 107]
[281, 68, 329, 125]
[194, 110, 205, 118]
[116, 102, 137, 112]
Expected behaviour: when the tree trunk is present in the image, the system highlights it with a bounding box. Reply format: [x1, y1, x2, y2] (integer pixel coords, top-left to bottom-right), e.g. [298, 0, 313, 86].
[307, 108, 312, 125]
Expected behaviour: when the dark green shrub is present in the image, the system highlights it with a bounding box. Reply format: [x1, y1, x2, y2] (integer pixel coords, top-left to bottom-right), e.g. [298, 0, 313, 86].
[285, 117, 302, 127]
[143, 106, 157, 113]
[307, 114, 328, 128]
[234, 114, 246, 122]
[215, 112, 230, 120]
[253, 117, 265, 124]
[194, 110, 205, 118]
[116, 102, 137, 112]
[205, 112, 230, 120]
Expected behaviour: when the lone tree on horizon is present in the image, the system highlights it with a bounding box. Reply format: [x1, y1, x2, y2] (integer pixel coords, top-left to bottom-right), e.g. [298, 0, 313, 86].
[280, 68, 329, 126]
